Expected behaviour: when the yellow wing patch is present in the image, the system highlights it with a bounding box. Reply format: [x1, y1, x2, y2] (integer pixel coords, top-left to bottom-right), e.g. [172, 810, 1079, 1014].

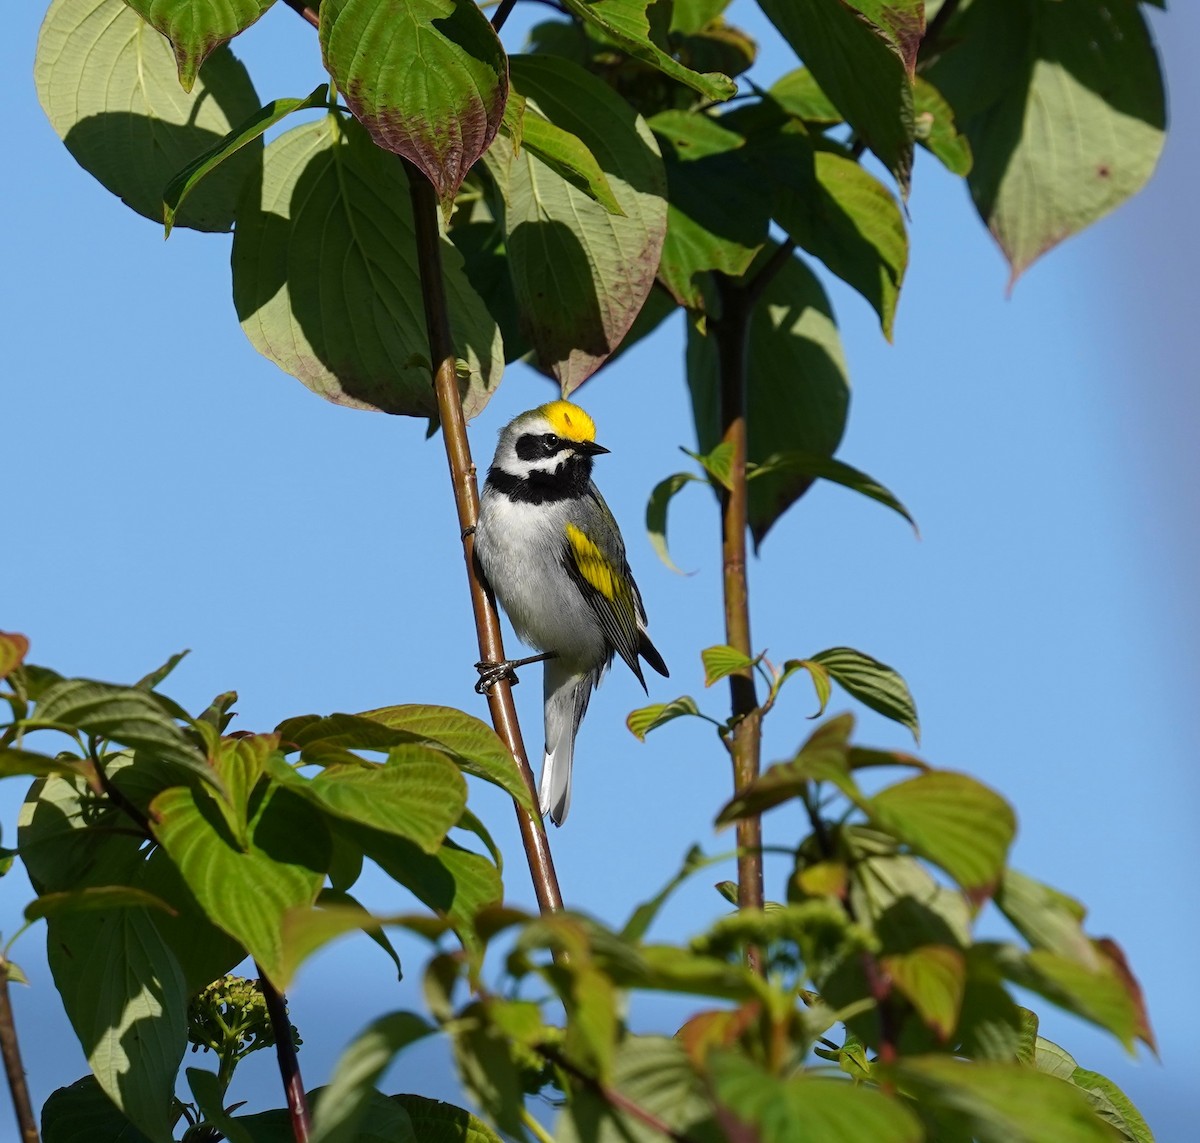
[565, 523, 622, 604]
[538, 400, 597, 443]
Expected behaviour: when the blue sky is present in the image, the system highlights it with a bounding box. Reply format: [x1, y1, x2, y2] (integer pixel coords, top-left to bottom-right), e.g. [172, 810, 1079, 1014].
[3, 1, 1196, 1138]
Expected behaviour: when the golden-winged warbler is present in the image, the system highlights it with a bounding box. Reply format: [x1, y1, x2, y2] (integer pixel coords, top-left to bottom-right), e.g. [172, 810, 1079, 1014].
[474, 400, 668, 826]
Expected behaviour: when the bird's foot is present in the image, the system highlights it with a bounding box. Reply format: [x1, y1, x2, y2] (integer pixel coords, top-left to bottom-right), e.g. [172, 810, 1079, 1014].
[473, 651, 557, 695]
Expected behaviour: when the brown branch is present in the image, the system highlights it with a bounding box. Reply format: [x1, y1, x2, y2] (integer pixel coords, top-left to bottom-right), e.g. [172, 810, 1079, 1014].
[256, 967, 310, 1143]
[540, 1045, 700, 1143]
[0, 964, 38, 1143]
[712, 276, 764, 972]
[281, 0, 319, 29]
[490, 0, 519, 31]
[404, 162, 564, 915]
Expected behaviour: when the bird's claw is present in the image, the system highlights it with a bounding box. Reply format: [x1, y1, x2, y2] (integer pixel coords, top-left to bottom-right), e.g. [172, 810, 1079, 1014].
[474, 659, 519, 695]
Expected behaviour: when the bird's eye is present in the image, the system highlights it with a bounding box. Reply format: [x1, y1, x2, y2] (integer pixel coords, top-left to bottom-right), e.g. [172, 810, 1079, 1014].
[542, 433, 560, 453]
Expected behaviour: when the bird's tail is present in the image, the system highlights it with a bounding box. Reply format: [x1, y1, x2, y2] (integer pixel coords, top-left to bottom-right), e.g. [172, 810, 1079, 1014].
[540, 657, 595, 827]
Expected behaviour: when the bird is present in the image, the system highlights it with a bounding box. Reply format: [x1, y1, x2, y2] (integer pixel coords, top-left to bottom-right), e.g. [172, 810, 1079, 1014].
[473, 399, 669, 826]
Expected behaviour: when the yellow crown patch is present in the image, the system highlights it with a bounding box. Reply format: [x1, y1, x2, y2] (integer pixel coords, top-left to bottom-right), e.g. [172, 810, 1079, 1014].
[538, 400, 597, 443]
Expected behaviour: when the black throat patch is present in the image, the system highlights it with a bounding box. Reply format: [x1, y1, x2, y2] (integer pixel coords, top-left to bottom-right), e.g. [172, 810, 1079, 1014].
[487, 454, 594, 504]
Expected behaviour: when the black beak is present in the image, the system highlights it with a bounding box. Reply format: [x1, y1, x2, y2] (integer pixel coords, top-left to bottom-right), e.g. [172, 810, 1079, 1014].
[574, 441, 610, 456]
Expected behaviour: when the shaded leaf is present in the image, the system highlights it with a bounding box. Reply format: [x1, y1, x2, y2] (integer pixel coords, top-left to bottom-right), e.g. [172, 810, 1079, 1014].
[558, 0, 736, 101]
[48, 908, 187, 1142]
[0, 747, 85, 780]
[751, 453, 916, 532]
[1069, 1068, 1154, 1143]
[517, 103, 624, 216]
[867, 771, 1015, 897]
[41, 1076, 155, 1143]
[389, 1095, 504, 1143]
[232, 113, 502, 419]
[809, 646, 919, 741]
[26, 885, 176, 923]
[913, 76, 972, 176]
[626, 696, 703, 742]
[755, 0, 919, 191]
[320, 0, 507, 207]
[881, 944, 966, 1040]
[150, 783, 330, 986]
[648, 109, 771, 309]
[686, 246, 849, 547]
[187, 1068, 255, 1143]
[36, 0, 262, 231]
[769, 68, 841, 125]
[486, 55, 668, 392]
[164, 84, 329, 235]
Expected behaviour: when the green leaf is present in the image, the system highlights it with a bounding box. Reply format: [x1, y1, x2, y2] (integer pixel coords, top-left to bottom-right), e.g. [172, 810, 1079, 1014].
[343, 823, 502, 954]
[626, 696, 703, 742]
[123, 0, 273, 91]
[36, 0, 262, 231]
[867, 771, 1015, 897]
[235, 1090, 415, 1143]
[41, 1076, 155, 1143]
[1069, 1068, 1154, 1143]
[777, 659, 831, 719]
[686, 245, 849, 547]
[310, 1012, 432, 1143]
[0, 747, 85, 780]
[553, 1035, 718, 1143]
[32, 678, 218, 789]
[133, 651, 189, 693]
[896, 1055, 1121, 1143]
[451, 1001, 529, 1139]
[47, 908, 187, 1142]
[809, 646, 920, 741]
[769, 68, 841, 125]
[557, 0, 735, 101]
[187, 1068, 255, 1143]
[150, 783, 330, 987]
[881, 944, 966, 1041]
[755, 0, 920, 192]
[267, 743, 466, 853]
[758, 137, 909, 340]
[913, 76, 972, 176]
[670, 0, 733, 36]
[232, 112, 503, 419]
[646, 472, 700, 574]
[701, 645, 758, 687]
[517, 104, 624, 216]
[716, 715, 862, 826]
[927, 0, 1164, 285]
[357, 704, 533, 811]
[995, 869, 1097, 964]
[164, 84, 329, 235]
[710, 1051, 922, 1143]
[319, 0, 507, 207]
[648, 109, 771, 309]
[0, 632, 29, 680]
[751, 453, 916, 532]
[485, 55, 667, 392]
[389, 1095, 504, 1143]
[622, 844, 711, 943]
[25, 885, 176, 922]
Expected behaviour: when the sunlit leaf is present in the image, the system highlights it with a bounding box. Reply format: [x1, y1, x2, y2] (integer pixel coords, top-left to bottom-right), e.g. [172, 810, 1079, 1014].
[646, 472, 700, 574]
[809, 647, 919, 741]
[626, 696, 703, 742]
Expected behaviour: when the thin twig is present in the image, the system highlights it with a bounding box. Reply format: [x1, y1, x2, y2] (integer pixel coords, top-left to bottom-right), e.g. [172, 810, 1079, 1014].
[404, 161, 564, 915]
[712, 275, 765, 972]
[742, 239, 795, 310]
[920, 0, 962, 64]
[256, 966, 310, 1143]
[281, 0, 319, 29]
[491, 0, 519, 31]
[540, 1045, 701, 1143]
[0, 962, 39, 1143]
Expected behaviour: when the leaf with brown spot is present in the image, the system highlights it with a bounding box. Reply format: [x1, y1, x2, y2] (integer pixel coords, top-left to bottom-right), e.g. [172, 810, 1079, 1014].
[320, 0, 508, 208]
[0, 632, 29, 681]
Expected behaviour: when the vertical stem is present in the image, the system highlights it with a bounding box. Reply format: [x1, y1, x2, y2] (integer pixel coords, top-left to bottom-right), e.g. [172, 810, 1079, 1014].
[405, 161, 564, 915]
[257, 968, 309, 1143]
[0, 963, 38, 1143]
[713, 277, 765, 957]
